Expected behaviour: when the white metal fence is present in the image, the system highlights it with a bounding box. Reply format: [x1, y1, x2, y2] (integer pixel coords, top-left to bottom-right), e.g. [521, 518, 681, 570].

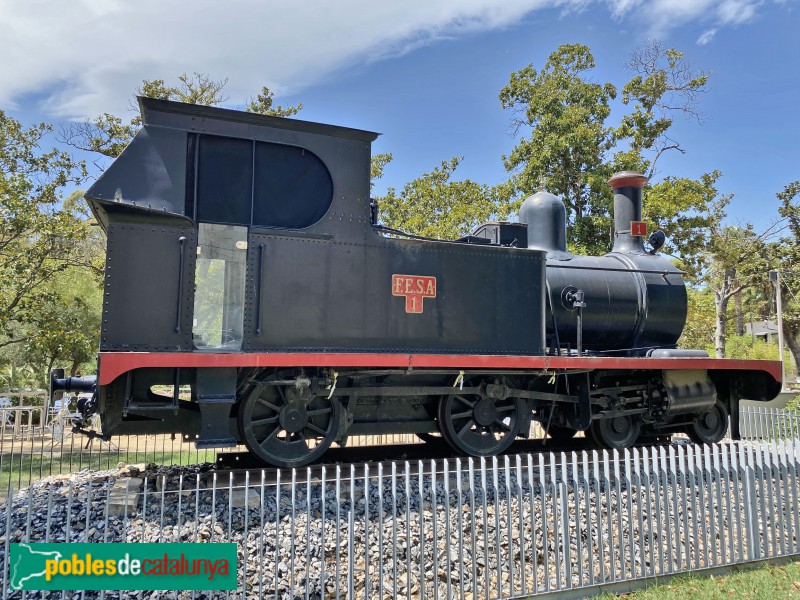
[1, 441, 800, 598]
[1, 406, 800, 598]
[740, 405, 800, 440]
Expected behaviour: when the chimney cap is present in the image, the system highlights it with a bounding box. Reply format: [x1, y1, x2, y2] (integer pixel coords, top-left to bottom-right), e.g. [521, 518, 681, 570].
[608, 171, 649, 190]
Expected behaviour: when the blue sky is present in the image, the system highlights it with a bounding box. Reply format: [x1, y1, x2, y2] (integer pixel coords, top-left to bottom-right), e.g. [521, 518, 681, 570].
[1, 0, 797, 232]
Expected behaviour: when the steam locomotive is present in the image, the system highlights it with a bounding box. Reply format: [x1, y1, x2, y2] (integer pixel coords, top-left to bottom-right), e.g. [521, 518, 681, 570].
[52, 98, 782, 467]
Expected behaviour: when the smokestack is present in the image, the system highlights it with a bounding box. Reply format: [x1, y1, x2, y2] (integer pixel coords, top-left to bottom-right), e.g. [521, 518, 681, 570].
[608, 171, 648, 254]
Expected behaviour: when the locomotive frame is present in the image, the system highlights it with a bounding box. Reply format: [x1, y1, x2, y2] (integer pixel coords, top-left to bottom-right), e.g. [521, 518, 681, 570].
[52, 98, 782, 467]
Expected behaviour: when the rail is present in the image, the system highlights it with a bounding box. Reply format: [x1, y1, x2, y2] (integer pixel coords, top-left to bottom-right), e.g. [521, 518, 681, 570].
[0, 405, 797, 495]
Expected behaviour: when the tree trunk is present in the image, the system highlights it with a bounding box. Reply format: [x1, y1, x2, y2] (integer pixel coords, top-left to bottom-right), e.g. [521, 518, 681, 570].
[734, 287, 745, 336]
[715, 293, 729, 359]
[783, 321, 800, 384]
[46, 356, 56, 378]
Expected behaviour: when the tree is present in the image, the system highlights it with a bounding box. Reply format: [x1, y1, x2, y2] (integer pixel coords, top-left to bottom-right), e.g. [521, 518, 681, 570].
[615, 41, 709, 177]
[245, 86, 303, 117]
[376, 157, 502, 239]
[499, 44, 616, 253]
[678, 287, 715, 353]
[370, 153, 393, 191]
[643, 171, 729, 279]
[0, 364, 37, 391]
[775, 181, 800, 375]
[499, 42, 711, 254]
[663, 171, 776, 359]
[698, 203, 777, 359]
[0, 112, 91, 351]
[24, 269, 102, 377]
[62, 73, 304, 159]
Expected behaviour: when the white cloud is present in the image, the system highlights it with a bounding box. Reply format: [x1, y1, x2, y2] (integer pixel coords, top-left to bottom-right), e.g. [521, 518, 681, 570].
[697, 27, 719, 44]
[634, 0, 718, 37]
[0, 0, 564, 119]
[0, 0, 778, 118]
[606, 0, 644, 20]
[717, 0, 763, 24]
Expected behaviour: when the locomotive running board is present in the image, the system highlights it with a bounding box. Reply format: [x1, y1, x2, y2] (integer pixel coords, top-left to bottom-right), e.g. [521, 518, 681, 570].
[97, 352, 783, 387]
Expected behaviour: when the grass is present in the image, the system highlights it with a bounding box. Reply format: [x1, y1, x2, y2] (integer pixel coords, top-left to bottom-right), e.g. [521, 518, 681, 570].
[0, 440, 218, 497]
[599, 560, 800, 599]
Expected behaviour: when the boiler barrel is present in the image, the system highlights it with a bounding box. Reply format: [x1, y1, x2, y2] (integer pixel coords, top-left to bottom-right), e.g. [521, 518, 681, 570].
[545, 253, 687, 353]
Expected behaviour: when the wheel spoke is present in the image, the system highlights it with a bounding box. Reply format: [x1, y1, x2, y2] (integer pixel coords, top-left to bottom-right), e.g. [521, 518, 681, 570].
[451, 410, 473, 419]
[306, 422, 328, 435]
[438, 393, 523, 457]
[256, 398, 282, 413]
[457, 419, 475, 438]
[258, 425, 281, 447]
[453, 395, 475, 408]
[307, 407, 332, 416]
[250, 416, 279, 426]
[493, 419, 511, 432]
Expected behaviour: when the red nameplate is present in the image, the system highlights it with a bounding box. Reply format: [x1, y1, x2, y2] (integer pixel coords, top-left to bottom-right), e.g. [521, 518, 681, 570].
[391, 275, 436, 314]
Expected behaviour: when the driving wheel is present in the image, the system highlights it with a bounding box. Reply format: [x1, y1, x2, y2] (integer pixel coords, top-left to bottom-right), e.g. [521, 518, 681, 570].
[437, 392, 525, 456]
[239, 382, 340, 468]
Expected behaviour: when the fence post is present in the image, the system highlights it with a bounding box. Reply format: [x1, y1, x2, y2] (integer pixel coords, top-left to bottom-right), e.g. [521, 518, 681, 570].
[2, 485, 12, 600]
[742, 443, 760, 560]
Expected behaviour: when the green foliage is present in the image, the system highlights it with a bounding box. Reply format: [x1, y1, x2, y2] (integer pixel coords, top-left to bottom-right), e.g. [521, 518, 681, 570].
[23, 265, 103, 378]
[678, 287, 716, 352]
[370, 153, 393, 191]
[377, 157, 501, 239]
[139, 73, 229, 106]
[660, 168, 776, 358]
[0, 112, 91, 344]
[723, 335, 784, 361]
[499, 41, 711, 255]
[499, 43, 616, 253]
[644, 172, 728, 279]
[679, 283, 789, 364]
[616, 43, 708, 164]
[245, 86, 303, 117]
[0, 364, 37, 390]
[705, 222, 772, 358]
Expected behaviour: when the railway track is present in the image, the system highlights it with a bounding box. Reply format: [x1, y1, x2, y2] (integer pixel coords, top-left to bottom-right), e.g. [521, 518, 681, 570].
[197, 434, 701, 489]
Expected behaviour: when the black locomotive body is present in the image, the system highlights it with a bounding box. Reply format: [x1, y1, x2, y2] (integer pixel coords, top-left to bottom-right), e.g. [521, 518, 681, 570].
[52, 98, 782, 467]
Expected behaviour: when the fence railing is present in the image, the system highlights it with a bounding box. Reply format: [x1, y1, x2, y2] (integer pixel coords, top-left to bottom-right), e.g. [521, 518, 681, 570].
[0, 404, 798, 497]
[2, 439, 800, 598]
[740, 404, 800, 439]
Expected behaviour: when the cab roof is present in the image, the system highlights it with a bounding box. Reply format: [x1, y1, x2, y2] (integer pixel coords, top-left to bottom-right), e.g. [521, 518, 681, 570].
[139, 97, 380, 143]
